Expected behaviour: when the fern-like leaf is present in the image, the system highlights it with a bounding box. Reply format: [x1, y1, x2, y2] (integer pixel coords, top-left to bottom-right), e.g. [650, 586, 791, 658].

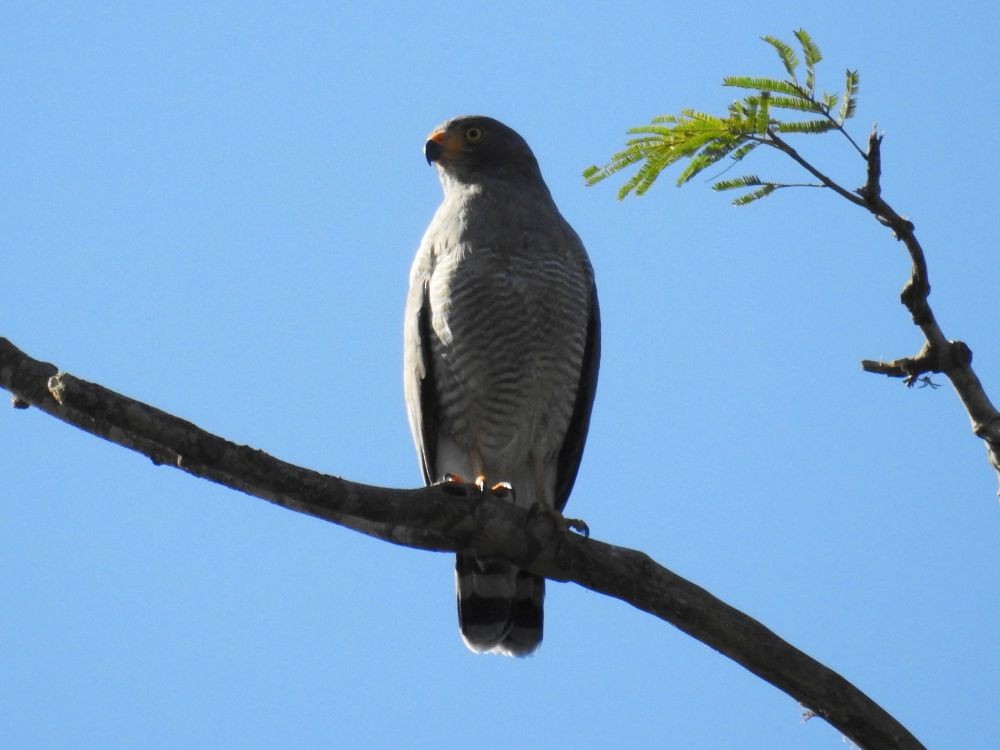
[741, 98, 758, 133]
[794, 29, 822, 95]
[615, 170, 647, 200]
[676, 136, 747, 185]
[582, 143, 650, 186]
[732, 184, 777, 205]
[754, 92, 770, 135]
[677, 108, 727, 126]
[762, 35, 799, 81]
[584, 30, 862, 200]
[727, 141, 759, 162]
[712, 174, 764, 191]
[839, 69, 860, 123]
[622, 124, 672, 136]
[722, 76, 809, 99]
[776, 119, 836, 134]
[624, 145, 681, 197]
[676, 151, 722, 186]
[766, 95, 824, 113]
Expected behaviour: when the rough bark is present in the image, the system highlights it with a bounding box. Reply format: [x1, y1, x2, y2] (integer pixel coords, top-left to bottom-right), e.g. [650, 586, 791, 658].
[2, 336, 924, 749]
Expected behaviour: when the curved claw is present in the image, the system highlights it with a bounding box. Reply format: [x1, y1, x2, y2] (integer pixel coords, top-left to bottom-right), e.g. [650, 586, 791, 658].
[489, 481, 514, 499]
[563, 516, 590, 538]
[524, 504, 590, 537]
[469, 475, 515, 499]
[437, 474, 515, 500]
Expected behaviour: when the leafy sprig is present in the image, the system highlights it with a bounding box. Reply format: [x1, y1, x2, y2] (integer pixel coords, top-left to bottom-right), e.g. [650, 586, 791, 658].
[583, 29, 861, 204]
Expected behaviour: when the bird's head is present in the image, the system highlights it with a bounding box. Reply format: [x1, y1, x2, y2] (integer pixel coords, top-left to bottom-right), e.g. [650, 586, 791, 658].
[424, 115, 543, 185]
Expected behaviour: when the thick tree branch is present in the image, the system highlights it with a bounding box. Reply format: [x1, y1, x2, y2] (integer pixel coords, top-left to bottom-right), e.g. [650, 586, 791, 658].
[2, 336, 923, 749]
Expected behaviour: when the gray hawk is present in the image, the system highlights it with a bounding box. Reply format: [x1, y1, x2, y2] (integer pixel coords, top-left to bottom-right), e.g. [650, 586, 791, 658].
[404, 115, 600, 656]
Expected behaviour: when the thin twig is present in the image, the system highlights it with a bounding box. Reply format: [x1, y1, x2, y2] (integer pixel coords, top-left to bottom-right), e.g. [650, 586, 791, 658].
[819, 109, 867, 159]
[761, 131, 867, 208]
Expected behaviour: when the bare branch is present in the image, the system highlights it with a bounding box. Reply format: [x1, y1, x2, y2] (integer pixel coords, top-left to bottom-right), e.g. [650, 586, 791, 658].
[754, 125, 1000, 483]
[861, 123, 883, 202]
[1, 336, 924, 749]
[861, 341, 969, 387]
[853, 130, 1000, 482]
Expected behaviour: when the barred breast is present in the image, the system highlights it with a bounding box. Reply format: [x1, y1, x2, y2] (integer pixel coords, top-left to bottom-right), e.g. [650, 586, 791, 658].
[426, 186, 592, 501]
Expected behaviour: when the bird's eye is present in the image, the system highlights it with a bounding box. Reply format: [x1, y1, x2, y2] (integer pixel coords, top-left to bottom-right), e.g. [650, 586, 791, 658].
[464, 127, 484, 142]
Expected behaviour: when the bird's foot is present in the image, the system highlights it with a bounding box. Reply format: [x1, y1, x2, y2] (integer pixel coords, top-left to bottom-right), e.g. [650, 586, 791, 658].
[438, 473, 471, 496]
[563, 516, 590, 537]
[437, 474, 514, 500]
[475, 475, 515, 500]
[526, 504, 590, 538]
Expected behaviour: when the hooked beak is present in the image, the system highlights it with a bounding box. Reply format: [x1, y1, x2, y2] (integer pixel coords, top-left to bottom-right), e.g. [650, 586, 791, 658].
[424, 128, 458, 165]
[424, 133, 443, 165]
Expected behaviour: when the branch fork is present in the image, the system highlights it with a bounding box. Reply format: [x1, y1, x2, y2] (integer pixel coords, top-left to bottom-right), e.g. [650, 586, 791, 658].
[862, 340, 972, 386]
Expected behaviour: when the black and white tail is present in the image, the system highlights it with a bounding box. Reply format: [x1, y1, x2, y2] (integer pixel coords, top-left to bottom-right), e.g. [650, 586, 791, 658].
[455, 552, 544, 656]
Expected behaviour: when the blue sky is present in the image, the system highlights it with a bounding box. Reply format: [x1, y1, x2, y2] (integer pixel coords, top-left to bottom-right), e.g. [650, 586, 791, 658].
[3, 2, 998, 748]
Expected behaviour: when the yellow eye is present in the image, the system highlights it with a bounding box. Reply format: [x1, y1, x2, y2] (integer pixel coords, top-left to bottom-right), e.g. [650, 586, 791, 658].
[464, 126, 484, 142]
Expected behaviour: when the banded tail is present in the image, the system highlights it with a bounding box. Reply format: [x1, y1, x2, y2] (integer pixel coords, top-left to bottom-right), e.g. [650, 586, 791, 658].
[455, 552, 544, 656]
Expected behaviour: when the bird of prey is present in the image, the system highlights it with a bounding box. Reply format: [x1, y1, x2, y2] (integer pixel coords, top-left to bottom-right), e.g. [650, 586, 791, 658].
[403, 116, 600, 656]
[404, 115, 600, 656]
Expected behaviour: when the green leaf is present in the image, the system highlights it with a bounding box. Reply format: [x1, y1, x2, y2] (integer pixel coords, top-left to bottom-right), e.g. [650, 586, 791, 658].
[775, 119, 836, 134]
[712, 174, 764, 191]
[754, 91, 770, 135]
[766, 95, 824, 113]
[723, 76, 809, 99]
[675, 152, 720, 186]
[761, 34, 799, 80]
[582, 143, 649, 186]
[794, 28, 823, 65]
[741, 98, 758, 132]
[794, 28, 822, 95]
[623, 145, 680, 197]
[732, 184, 778, 205]
[649, 114, 690, 126]
[615, 170, 646, 200]
[677, 108, 727, 126]
[676, 136, 746, 185]
[584, 30, 861, 201]
[623, 124, 673, 136]
[839, 69, 860, 123]
[727, 141, 759, 162]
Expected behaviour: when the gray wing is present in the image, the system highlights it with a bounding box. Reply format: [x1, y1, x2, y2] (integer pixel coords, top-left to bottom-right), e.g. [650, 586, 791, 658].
[403, 269, 438, 485]
[554, 283, 601, 511]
